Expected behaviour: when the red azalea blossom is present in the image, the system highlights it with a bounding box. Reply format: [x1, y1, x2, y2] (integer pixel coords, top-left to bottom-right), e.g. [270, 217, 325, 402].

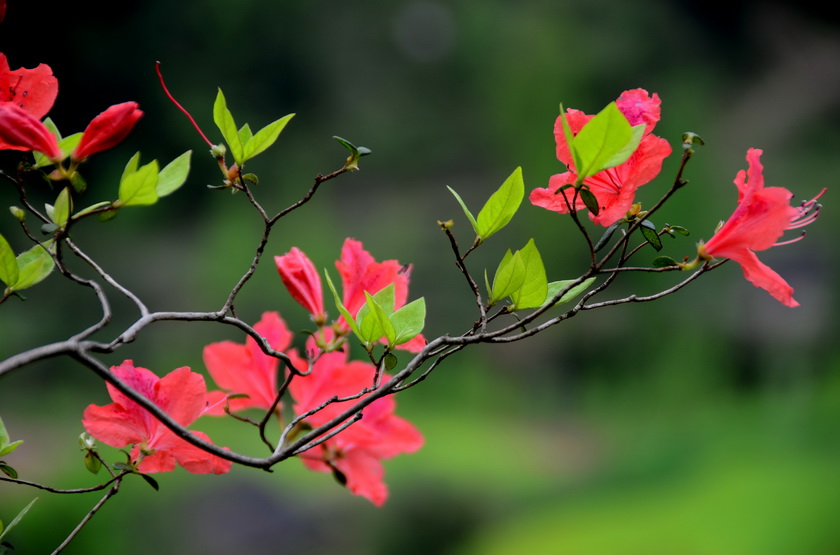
[0, 52, 59, 120]
[288, 348, 423, 506]
[275, 248, 326, 324]
[203, 312, 294, 414]
[82, 360, 232, 474]
[72, 101, 143, 161]
[700, 148, 824, 307]
[0, 102, 62, 159]
[529, 88, 672, 226]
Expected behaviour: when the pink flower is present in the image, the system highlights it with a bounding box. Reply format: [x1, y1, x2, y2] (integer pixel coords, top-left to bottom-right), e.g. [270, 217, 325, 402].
[82, 360, 232, 474]
[72, 101, 143, 161]
[203, 312, 294, 414]
[275, 248, 326, 323]
[0, 102, 61, 159]
[700, 148, 824, 307]
[0, 52, 59, 120]
[530, 89, 672, 226]
[289, 348, 423, 506]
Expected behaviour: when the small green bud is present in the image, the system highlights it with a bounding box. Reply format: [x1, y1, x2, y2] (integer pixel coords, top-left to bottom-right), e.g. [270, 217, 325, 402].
[9, 206, 25, 222]
[210, 143, 227, 158]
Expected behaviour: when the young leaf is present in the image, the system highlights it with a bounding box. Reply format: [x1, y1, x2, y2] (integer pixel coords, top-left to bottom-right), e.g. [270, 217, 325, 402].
[242, 113, 294, 162]
[543, 277, 597, 307]
[120, 152, 142, 184]
[652, 256, 679, 268]
[446, 186, 478, 235]
[573, 102, 638, 180]
[118, 160, 160, 207]
[509, 239, 548, 310]
[238, 123, 253, 145]
[579, 187, 600, 216]
[0, 416, 13, 448]
[324, 270, 361, 338]
[58, 132, 83, 160]
[156, 150, 192, 197]
[51, 186, 72, 227]
[0, 234, 19, 288]
[0, 498, 38, 543]
[212, 89, 244, 165]
[359, 291, 396, 346]
[489, 249, 526, 305]
[11, 242, 54, 292]
[593, 222, 619, 252]
[476, 166, 524, 240]
[356, 283, 396, 323]
[390, 297, 426, 345]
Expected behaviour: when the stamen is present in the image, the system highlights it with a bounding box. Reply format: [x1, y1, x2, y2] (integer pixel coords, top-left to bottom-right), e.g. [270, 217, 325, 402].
[774, 231, 806, 247]
[155, 61, 214, 147]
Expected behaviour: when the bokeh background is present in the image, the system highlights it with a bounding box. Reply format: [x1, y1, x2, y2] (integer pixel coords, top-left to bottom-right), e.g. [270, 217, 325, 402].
[2, 1, 839, 553]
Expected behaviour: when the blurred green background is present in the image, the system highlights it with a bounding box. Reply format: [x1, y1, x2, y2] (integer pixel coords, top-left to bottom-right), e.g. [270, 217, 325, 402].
[2, 0, 839, 553]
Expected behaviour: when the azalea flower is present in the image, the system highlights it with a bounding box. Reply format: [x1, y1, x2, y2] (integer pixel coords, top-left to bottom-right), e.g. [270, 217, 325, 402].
[203, 311, 294, 414]
[72, 101, 143, 161]
[0, 52, 58, 120]
[699, 148, 824, 307]
[275, 238, 425, 352]
[82, 360, 232, 474]
[0, 102, 61, 159]
[530, 88, 672, 226]
[288, 348, 423, 506]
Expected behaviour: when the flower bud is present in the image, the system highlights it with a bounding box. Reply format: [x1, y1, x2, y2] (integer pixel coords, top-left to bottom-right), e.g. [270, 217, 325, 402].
[275, 248, 326, 323]
[9, 205, 25, 222]
[72, 102, 143, 161]
[0, 103, 62, 160]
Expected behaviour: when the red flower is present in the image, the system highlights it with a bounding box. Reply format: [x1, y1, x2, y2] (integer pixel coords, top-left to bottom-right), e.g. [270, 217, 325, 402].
[203, 312, 294, 414]
[0, 52, 59, 120]
[0, 0, 6, 24]
[72, 101, 143, 161]
[275, 248, 326, 324]
[0, 102, 61, 159]
[288, 348, 423, 506]
[700, 148, 824, 307]
[529, 89, 672, 226]
[82, 361, 232, 474]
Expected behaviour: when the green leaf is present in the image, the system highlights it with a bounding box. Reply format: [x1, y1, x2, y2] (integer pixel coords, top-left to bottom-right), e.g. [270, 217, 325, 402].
[58, 132, 83, 160]
[384, 352, 398, 371]
[213, 89, 244, 165]
[0, 498, 37, 543]
[489, 249, 526, 305]
[446, 186, 478, 235]
[358, 291, 396, 346]
[156, 150, 192, 197]
[640, 220, 663, 251]
[356, 283, 396, 323]
[390, 297, 426, 345]
[0, 441, 23, 458]
[509, 239, 548, 310]
[0, 416, 12, 447]
[51, 187, 72, 227]
[141, 473, 160, 491]
[32, 118, 62, 168]
[0, 463, 18, 480]
[11, 242, 54, 291]
[476, 167, 524, 240]
[573, 102, 641, 180]
[543, 277, 597, 307]
[324, 270, 361, 339]
[118, 160, 160, 207]
[242, 114, 294, 162]
[120, 152, 141, 184]
[73, 201, 113, 220]
[559, 105, 582, 175]
[593, 222, 619, 252]
[333, 136, 372, 171]
[579, 187, 600, 216]
[0, 234, 19, 288]
[238, 123, 253, 145]
[653, 256, 679, 268]
[83, 452, 102, 474]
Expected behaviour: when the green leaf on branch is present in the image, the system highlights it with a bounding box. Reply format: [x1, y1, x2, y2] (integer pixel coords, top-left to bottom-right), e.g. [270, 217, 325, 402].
[213, 89, 244, 165]
[384, 352, 398, 371]
[570, 102, 644, 180]
[243, 114, 294, 162]
[653, 256, 679, 268]
[579, 187, 600, 216]
[640, 220, 662, 251]
[333, 136, 372, 171]
[0, 416, 23, 457]
[51, 187, 72, 227]
[324, 270, 362, 339]
[489, 249, 526, 306]
[0, 234, 19, 289]
[0, 463, 18, 480]
[509, 239, 548, 311]
[118, 160, 160, 207]
[238, 123, 253, 145]
[390, 297, 426, 345]
[543, 277, 597, 307]
[476, 166, 524, 241]
[10, 242, 55, 292]
[359, 291, 396, 347]
[0, 498, 37, 543]
[446, 186, 478, 235]
[141, 474, 160, 491]
[83, 452, 102, 474]
[594, 222, 619, 252]
[156, 150, 192, 197]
